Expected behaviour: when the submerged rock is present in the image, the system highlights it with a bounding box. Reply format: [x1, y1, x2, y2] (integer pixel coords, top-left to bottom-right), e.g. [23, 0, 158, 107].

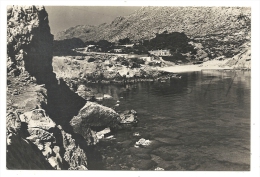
[103, 94, 113, 99]
[119, 110, 138, 127]
[135, 138, 152, 147]
[133, 132, 141, 137]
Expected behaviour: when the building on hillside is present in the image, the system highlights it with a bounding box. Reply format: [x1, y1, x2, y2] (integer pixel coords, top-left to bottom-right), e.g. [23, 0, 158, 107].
[114, 48, 123, 53]
[120, 44, 134, 48]
[148, 49, 171, 56]
[87, 45, 95, 48]
[140, 57, 152, 62]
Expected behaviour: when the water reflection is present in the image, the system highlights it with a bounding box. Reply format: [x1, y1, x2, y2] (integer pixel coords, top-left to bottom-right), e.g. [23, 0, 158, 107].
[86, 71, 250, 170]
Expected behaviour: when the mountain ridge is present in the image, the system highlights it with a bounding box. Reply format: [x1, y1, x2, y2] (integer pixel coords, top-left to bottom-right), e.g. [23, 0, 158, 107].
[55, 6, 250, 42]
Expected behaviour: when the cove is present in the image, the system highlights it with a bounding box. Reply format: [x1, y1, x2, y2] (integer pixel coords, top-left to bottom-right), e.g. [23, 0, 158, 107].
[86, 70, 250, 170]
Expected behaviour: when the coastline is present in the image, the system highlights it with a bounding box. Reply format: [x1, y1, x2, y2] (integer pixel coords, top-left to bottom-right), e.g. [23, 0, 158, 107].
[158, 59, 234, 73]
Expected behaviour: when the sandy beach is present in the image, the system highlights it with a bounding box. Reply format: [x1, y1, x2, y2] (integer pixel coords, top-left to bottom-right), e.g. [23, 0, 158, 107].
[158, 59, 233, 73]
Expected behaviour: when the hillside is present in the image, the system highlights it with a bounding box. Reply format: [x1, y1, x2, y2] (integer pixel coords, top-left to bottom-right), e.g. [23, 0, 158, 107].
[55, 7, 250, 42]
[55, 6, 251, 62]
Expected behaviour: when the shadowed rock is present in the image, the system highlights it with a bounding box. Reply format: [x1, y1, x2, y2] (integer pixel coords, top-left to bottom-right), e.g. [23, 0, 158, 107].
[6, 5, 90, 170]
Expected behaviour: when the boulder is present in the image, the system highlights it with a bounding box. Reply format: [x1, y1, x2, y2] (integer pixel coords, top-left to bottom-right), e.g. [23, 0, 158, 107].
[19, 109, 56, 130]
[70, 102, 120, 129]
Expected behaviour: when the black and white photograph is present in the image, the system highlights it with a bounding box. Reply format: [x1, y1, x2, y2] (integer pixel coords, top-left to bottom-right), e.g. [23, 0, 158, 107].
[1, 0, 260, 176]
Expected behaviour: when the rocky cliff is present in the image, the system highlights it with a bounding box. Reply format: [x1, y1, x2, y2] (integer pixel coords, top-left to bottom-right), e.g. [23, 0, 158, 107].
[6, 5, 89, 170]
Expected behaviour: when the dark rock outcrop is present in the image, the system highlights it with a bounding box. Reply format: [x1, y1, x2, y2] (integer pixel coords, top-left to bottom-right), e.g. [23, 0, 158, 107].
[6, 5, 88, 170]
[7, 133, 54, 170]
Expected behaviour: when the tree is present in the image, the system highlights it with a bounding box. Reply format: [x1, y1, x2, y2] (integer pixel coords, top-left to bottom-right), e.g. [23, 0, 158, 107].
[141, 32, 195, 54]
[96, 40, 113, 52]
[119, 38, 131, 45]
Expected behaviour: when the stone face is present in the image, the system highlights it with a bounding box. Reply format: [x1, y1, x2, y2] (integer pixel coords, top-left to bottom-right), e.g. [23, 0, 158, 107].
[7, 5, 56, 88]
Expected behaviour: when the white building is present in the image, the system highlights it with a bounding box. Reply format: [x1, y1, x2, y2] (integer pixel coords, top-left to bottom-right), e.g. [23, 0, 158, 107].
[140, 57, 152, 62]
[114, 49, 122, 53]
[148, 49, 171, 56]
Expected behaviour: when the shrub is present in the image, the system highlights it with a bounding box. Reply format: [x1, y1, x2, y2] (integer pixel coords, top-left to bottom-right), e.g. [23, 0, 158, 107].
[131, 57, 145, 64]
[121, 60, 129, 66]
[88, 58, 96, 62]
[131, 62, 141, 68]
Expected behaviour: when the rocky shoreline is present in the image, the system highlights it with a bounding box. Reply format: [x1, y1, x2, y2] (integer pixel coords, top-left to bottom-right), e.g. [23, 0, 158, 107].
[52, 51, 250, 102]
[6, 6, 140, 170]
[52, 55, 183, 94]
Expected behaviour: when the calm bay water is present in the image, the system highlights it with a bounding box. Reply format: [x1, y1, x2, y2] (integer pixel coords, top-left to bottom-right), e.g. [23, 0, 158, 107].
[87, 70, 250, 170]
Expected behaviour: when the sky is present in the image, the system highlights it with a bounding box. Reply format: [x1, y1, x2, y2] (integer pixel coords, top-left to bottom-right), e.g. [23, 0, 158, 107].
[45, 6, 141, 35]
